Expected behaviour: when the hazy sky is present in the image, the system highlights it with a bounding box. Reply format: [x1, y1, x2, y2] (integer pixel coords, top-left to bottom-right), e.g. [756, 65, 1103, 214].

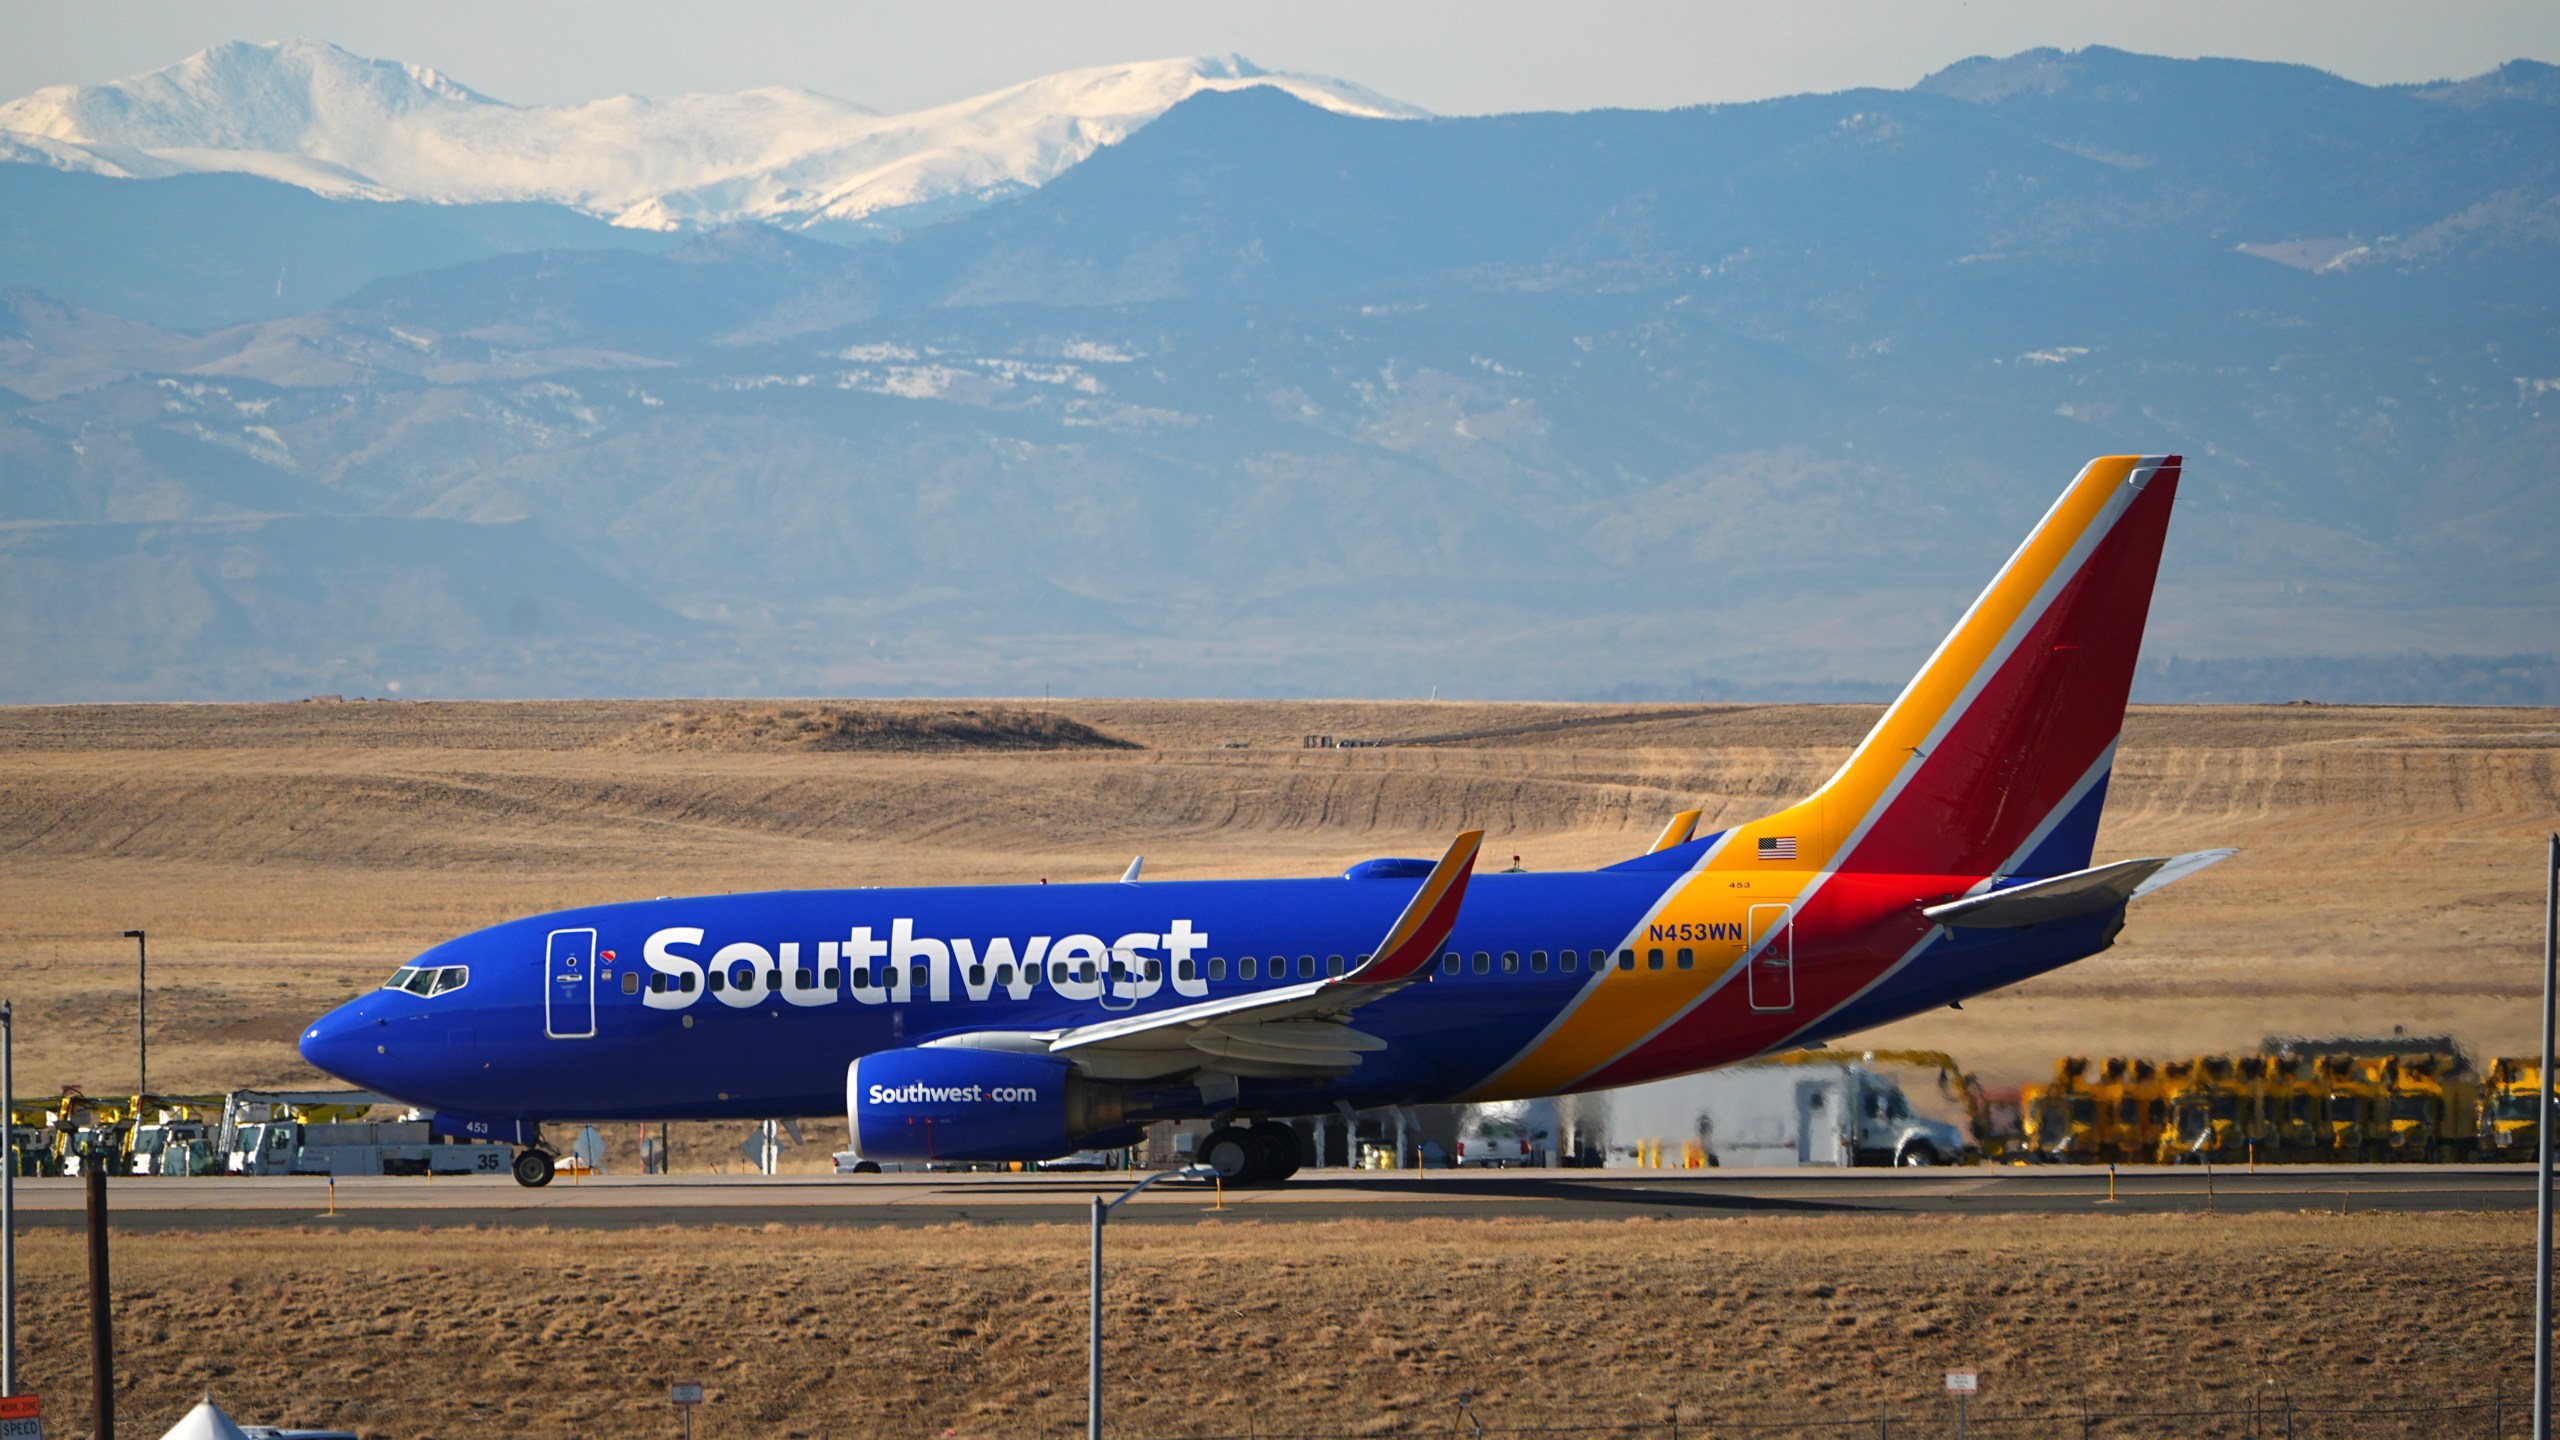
[7, 0, 2556, 115]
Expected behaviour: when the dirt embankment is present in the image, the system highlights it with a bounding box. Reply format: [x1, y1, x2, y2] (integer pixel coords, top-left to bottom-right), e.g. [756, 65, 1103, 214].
[6, 1213, 2532, 1440]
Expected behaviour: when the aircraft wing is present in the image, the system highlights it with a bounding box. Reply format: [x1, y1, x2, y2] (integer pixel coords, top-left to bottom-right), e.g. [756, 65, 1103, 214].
[1028, 829, 1482, 1079]
[1922, 848, 2236, 929]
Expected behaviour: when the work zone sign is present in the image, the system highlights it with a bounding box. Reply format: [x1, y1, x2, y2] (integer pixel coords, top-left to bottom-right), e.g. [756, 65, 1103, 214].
[0, 1394, 41, 1440]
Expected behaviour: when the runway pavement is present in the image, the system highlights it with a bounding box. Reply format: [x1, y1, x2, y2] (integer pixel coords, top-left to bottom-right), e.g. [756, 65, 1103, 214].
[2, 1164, 2537, 1232]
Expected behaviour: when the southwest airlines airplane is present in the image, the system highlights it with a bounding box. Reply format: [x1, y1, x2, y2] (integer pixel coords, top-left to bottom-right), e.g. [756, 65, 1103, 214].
[302, 454, 2227, 1187]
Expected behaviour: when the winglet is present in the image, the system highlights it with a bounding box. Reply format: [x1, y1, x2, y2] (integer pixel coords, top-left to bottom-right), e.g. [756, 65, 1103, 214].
[1121, 855, 1144, 884]
[1649, 810, 1702, 854]
[1341, 830, 1481, 986]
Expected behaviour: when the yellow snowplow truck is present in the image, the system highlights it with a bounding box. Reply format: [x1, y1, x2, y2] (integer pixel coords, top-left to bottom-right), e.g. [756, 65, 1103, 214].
[2021, 1057, 2102, 1162]
[2157, 1056, 2252, 1165]
[2375, 1055, 2481, 1162]
[2094, 1057, 2165, 1164]
[2317, 1055, 2387, 1161]
[2484, 1058, 2544, 1161]
[2256, 1054, 2327, 1162]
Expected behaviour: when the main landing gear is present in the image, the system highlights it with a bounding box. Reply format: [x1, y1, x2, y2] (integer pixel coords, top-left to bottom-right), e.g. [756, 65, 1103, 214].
[1200, 1124, 1302, 1186]
[511, 1147, 557, 1188]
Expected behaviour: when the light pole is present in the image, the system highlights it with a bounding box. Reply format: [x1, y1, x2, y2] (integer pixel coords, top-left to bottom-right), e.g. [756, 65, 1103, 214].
[3, 998, 15, 1398]
[1089, 1165, 1212, 1440]
[120, 930, 146, 1097]
[2535, 833, 2555, 1440]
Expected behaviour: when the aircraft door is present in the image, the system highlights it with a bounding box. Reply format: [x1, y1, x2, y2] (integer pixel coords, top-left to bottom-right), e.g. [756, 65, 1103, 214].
[546, 927, 598, 1040]
[1747, 904, 1794, 1011]
[1796, 1081, 1844, 1165]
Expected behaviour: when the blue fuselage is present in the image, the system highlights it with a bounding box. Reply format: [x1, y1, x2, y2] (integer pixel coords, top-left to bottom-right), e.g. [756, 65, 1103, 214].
[298, 852, 2118, 1126]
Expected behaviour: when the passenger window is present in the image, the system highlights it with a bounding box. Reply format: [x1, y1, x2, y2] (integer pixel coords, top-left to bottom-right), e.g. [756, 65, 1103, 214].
[822, 967, 839, 988]
[680, 973, 697, 993]
[1562, 951, 1580, 973]
[1618, 950, 1636, 971]
[1299, 955, 1316, 979]
[1209, 957, 1226, 981]
[1241, 957, 1258, 980]
[621, 972, 641, 996]
[1530, 951, 1548, 973]
[1079, 963, 1096, 982]
[765, 968, 783, 991]
[1146, 959, 1162, 981]
[1441, 953, 1459, 975]
[968, 964, 986, 986]
[795, 968, 815, 989]
[1501, 952, 1519, 973]
[1647, 949, 1665, 971]
[1326, 955, 1345, 978]
[1473, 952, 1491, 975]
[651, 974, 669, 993]
[853, 967, 872, 988]
[1052, 962, 1069, 983]
[1677, 948, 1694, 970]
[909, 964, 927, 990]
[996, 964, 1014, 985]
[708, 972, 726, 994]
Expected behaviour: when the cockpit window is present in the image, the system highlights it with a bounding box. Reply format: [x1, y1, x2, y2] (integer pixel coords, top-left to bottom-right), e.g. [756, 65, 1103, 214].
[384, 965, 468, 997]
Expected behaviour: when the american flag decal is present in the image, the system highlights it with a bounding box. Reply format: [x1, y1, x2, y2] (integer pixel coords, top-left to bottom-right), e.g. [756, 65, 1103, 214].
[1757, 835, 1798, 860]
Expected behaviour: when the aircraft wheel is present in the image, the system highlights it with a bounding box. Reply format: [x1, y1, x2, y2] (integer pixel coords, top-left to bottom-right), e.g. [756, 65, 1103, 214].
[1254, 1126, 1301, 1181]
[1201, 1127, 1259, 1182]
[511, 1148, 556, 1188]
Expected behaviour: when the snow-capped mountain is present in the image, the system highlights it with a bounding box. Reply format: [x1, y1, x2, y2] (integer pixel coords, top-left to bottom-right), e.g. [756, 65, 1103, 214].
[0, 39, 1425, 232]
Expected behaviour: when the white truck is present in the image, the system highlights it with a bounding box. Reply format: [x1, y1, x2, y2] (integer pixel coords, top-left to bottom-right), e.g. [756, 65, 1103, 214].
[1455, 1100, 1558, 1167]
[129, 1119, 217, 1176]
[1597, 1059, 1971, 1168]
[227, 1119, 511, 1177]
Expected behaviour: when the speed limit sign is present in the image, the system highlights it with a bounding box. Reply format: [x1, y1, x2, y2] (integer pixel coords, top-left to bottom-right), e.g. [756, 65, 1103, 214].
[0, 1394, 43, 1440]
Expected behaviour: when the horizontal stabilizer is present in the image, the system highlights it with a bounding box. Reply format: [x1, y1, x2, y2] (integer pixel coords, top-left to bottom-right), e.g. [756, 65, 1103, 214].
[1923, 849, 2234, 929]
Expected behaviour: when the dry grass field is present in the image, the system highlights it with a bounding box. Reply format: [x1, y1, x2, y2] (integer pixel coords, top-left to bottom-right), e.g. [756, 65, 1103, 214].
[7, 1212, 2536, 1440]
[0, 698, 2553, 1098]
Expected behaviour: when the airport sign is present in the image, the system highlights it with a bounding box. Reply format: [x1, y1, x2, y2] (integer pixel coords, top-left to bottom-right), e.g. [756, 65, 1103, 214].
[670, 1382, 703, 1407]
[1945, 1371, 1978, 1395]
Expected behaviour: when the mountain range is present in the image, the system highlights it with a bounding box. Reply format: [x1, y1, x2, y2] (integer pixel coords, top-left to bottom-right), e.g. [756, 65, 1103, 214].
[0, 41, 1422, 235]
[2, 43, 2555, 704]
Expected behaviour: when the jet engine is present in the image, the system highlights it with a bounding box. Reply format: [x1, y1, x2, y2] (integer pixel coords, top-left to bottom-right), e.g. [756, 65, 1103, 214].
[847, 1046, 1132, 1163]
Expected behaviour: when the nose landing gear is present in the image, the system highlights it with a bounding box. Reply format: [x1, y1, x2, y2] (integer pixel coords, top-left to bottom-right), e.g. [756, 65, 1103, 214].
[511, 1147, 557, 1188]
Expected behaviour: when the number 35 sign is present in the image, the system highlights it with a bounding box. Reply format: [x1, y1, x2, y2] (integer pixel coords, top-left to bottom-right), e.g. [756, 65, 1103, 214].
[0, 1394, 43, 1440]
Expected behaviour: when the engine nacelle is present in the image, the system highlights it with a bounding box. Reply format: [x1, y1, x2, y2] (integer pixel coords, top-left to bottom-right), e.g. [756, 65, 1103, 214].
[847, 1046, 1127, 1163]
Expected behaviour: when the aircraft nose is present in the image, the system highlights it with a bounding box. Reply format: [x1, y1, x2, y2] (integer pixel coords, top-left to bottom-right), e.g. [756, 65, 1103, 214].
[299, 1000, 386, 1087]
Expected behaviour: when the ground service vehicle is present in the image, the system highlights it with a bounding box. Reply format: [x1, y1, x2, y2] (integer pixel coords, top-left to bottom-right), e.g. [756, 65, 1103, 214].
[2094, 1058, 2165, 1164]
[2021, 1057, 2100, 1162]
[2484, 1058, 2543, 1160]
[2156, 1057, 2251, 1164]
[297, 457, 2231, 1186]
[1602, 1058, 1970, 1168]
[1455, 1106, 1548, 1167]
[227, 1119, 511, 1176]
[129, 1118, 217, 1176]
[2317, 1056, 2385, 1161]
[2258, 1054, 2325, 1162]
[2376, 1055, 2480, 1162]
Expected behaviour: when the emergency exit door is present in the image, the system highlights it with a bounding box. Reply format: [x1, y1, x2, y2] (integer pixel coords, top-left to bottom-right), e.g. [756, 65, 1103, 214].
[546, 927, 597, 1039]
[1747, 904, 1794, 1011]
